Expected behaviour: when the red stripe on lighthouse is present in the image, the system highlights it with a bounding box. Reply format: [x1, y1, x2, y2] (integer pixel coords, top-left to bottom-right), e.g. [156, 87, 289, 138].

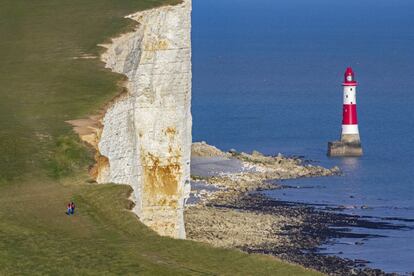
[342, 104, 358, 125]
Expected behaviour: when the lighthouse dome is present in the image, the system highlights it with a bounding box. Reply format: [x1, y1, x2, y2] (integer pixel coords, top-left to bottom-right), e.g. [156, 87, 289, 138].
[343, 67, 357, 86]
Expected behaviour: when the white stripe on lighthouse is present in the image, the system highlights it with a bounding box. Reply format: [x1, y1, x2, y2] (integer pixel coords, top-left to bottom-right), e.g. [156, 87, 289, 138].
[342, 124, 359, 134]
[343, 86, 357, 104]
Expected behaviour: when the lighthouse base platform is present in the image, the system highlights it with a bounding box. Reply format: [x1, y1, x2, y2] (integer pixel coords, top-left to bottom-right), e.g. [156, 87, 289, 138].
[327, 140, 363, 157]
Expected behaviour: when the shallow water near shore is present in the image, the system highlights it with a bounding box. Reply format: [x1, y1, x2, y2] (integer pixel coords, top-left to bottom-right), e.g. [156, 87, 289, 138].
[192, 0, 414, 274]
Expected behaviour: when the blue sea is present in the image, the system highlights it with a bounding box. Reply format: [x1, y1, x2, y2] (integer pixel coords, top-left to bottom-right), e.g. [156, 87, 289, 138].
[192, 0, 414, 274]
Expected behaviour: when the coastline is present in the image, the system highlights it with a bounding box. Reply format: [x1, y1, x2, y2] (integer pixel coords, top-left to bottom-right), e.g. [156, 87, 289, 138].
[186, 142, 399, 275]
[60, 1, 353, 274]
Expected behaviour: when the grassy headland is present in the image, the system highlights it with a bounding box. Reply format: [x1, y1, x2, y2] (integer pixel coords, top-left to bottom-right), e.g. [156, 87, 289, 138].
[0, 0, 321, 274]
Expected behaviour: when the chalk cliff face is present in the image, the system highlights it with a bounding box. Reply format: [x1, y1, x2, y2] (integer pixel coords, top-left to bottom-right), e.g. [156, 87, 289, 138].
[97, 0, 192, 239]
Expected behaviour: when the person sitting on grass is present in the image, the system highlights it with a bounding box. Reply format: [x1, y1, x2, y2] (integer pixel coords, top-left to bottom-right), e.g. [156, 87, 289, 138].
[70, 202, 75, 215]
[67, 203, 72, 215]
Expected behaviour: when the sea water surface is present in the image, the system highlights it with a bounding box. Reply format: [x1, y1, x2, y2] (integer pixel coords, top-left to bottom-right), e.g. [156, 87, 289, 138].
[192, 0, 414, 274]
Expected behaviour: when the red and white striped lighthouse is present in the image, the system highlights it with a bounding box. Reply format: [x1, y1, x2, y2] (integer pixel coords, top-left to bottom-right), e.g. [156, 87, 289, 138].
[327, 67, 363, 156]
[341, 67, 360, 142]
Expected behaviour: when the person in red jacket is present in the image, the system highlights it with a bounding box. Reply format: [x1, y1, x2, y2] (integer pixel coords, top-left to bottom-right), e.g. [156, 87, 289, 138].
[70, 202, 75, 215]
[67, 203, 72, 215]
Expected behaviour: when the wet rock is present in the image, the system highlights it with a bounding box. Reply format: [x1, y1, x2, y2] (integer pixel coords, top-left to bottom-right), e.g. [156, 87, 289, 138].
[192, 142, 230, 158]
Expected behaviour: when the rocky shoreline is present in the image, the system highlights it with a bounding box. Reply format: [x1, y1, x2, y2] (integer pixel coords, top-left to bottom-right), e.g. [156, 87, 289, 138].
[185, 142, 401, 276]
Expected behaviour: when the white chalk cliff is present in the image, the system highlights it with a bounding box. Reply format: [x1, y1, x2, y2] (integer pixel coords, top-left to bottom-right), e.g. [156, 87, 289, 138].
[96, 0, 192, 239]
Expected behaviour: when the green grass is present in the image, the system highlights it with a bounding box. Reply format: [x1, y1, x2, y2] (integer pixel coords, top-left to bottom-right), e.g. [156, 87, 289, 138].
[0, 179, 322, 275]
[0, 0, 322, 274]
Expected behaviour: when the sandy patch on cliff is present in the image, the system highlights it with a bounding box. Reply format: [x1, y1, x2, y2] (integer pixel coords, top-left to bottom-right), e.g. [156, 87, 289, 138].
[66, 116, 102, 143]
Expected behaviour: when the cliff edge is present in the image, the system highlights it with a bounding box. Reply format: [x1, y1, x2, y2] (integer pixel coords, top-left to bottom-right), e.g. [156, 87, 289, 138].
[74, 0, 192, 239]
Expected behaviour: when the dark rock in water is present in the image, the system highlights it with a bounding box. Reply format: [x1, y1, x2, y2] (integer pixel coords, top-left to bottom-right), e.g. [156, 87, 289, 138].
[355, 259, 370, 264]
[208, 193, 404, 275]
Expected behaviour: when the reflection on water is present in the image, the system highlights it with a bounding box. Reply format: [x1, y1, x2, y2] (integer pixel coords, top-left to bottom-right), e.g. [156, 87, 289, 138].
[339, 157, 360, 169]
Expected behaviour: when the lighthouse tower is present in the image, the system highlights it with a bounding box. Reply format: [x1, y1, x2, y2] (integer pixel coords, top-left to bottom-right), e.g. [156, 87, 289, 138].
[341, 67, 360, 142]
[327, 67, 363, 156]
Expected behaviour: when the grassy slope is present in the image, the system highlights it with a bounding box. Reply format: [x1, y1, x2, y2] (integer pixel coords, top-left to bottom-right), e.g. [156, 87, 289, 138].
[0, 0, 321, 274]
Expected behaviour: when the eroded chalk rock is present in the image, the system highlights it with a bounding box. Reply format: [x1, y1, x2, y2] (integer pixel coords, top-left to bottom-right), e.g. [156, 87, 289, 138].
[93, 0, 192, 239]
